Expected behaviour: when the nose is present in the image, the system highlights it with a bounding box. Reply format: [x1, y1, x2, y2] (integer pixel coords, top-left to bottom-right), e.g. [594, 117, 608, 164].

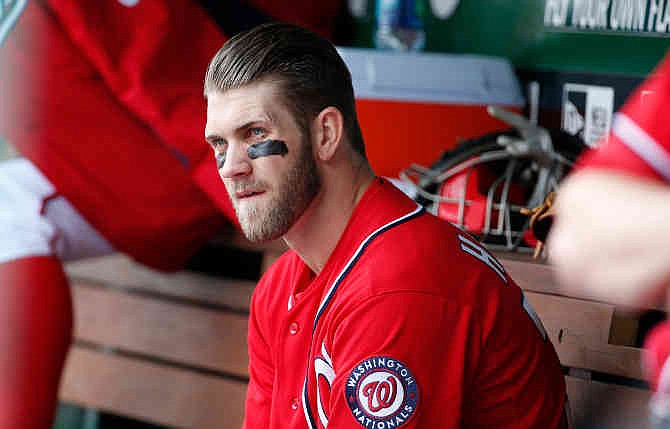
[219, 143, 252, 179]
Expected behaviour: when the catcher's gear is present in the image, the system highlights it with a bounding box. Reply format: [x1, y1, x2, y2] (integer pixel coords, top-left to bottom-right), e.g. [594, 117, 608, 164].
[400, 106, 587, 251]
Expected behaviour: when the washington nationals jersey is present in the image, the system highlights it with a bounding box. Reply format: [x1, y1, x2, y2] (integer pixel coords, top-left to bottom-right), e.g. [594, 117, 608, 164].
[244, 178, 567, 429]
[576, 52, 670, 183]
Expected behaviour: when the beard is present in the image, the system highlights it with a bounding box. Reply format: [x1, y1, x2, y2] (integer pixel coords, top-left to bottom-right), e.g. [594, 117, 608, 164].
[227, 137, 321, 242]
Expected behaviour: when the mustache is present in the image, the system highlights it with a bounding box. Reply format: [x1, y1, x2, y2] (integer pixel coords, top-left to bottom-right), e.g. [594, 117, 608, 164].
[225, 179, 269, 194]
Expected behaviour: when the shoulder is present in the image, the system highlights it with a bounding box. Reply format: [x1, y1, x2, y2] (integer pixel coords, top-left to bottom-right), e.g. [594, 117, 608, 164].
[339, 212, 513, 305]
[373, 212, 510, 289]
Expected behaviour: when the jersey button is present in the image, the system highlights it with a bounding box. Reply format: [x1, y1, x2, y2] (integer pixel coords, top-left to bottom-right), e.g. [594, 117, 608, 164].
[289, 322, 300, 335]
[291, 397, 300, 411]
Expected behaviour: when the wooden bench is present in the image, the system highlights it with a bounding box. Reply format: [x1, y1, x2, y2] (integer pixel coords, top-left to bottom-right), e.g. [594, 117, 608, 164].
[503, 255, 655, 427]
[62, 254, 256, 429]
[60, 251, 657, 428]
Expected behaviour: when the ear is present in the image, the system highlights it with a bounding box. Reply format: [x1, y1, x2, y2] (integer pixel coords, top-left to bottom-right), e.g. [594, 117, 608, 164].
[312, 106, 344, 162]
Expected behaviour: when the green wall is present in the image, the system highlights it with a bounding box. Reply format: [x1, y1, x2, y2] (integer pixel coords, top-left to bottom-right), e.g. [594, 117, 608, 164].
[353, 0, 670, 76]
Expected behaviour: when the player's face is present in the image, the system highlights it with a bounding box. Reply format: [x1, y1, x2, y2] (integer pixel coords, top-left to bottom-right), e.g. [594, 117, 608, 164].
[205, 80, 320, 242]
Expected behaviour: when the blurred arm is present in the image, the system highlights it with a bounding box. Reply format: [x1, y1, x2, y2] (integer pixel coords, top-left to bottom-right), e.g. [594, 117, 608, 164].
[548, 170, 670, 307]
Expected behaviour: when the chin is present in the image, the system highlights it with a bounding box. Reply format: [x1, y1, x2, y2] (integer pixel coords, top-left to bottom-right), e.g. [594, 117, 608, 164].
[237, 196, 307, 243]
[240, 219, 286, 243]
[242, 229, 284, 243]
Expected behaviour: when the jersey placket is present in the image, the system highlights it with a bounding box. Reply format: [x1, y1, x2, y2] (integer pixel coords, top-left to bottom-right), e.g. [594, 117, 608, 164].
[274, 272, 324, 426]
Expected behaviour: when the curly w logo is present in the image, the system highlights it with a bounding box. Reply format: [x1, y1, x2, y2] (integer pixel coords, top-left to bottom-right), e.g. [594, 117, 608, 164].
[362, 376, 398, 412]
[0, 0, 26, 46]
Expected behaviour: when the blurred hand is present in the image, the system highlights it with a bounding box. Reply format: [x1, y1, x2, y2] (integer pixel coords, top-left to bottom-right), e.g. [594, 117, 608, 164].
[547, 170, 670, 307]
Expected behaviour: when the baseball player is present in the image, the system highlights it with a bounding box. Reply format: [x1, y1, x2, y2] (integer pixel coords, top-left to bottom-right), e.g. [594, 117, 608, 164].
[0, 1, 340, 427]
[204, 23, 568, 429]
[548, 51, 670, 308]
[547, 52, 670, 425]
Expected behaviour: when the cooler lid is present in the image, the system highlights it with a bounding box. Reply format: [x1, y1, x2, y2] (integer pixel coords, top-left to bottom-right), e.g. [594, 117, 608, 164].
[337, 47, 525, 107]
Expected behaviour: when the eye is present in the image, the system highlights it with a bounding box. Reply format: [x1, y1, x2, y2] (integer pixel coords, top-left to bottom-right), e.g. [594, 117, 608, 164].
[209, 138, 226, 150]
[249, 127, 265, 138]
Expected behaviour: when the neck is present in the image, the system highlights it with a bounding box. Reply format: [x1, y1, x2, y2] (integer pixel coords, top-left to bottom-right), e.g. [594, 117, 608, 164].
[283, 161, 375, 274]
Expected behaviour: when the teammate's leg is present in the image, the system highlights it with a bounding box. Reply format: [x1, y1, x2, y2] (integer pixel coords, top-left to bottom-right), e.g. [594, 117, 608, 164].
[0, 158, 114, 428]
[0, 256, 71, 428]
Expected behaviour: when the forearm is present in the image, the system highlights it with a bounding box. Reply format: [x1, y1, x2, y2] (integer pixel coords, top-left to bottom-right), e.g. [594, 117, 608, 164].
[548, 170, 670, 306]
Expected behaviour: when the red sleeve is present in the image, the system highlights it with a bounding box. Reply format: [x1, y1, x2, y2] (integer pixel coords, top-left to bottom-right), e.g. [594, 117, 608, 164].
[575, 51, 670, 183]
[44, 0, 227, 167]
[243, 282, 275, 429]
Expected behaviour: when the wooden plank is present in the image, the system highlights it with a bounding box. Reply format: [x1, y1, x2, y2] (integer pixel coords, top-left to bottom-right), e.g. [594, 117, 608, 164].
[72, 284, 249, 377]
[499, 254, 666, 311]
[60, 347, 247, 429]
[527, 292, 643, 380]
[499, 255, 565, 296]
[565, 376, 652, 428]
[65, 251, 665, 312]
[66, 255, 255, 312]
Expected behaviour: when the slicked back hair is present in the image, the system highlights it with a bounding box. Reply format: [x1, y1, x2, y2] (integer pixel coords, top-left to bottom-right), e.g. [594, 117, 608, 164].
[204, 22, 366, 159]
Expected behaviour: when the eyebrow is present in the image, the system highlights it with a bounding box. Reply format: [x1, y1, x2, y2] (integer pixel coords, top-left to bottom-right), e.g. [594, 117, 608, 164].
[205, 117, 273, 145]
[205, 134, 224, 144]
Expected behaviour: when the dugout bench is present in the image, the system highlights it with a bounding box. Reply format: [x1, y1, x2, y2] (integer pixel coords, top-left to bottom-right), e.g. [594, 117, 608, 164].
[61, 246, 656, 429]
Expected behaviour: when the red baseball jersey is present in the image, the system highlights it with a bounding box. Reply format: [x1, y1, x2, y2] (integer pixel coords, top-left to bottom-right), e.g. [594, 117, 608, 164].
[244, 178, 567, 429]
[575, 52, 670, 183]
